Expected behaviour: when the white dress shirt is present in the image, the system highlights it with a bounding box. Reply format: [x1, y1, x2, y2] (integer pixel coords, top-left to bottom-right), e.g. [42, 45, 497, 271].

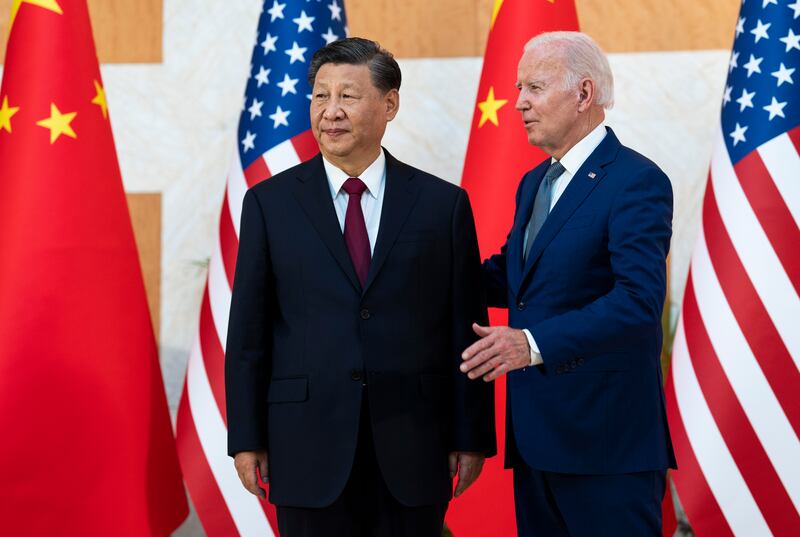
[322, 149, 387, 254]
[523, 123, 607, 365]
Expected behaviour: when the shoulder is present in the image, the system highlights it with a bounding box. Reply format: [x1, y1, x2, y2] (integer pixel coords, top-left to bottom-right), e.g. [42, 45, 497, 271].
[247, 156, 318, 199]
[607, 143, 672, 197]
[388, 153, 465, 200]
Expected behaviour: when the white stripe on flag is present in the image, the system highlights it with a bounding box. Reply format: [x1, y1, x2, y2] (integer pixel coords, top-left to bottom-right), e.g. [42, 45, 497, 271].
[264, 139, 301, 176]
[208, 235, 232, 352]
[227, 146, 249, 238]
[187, 338, 275, 537]
[692, 223, 800, 509]
[759, 133, 800, 230]
[671, 317, 772, 536]
[710, 131, 800, 369]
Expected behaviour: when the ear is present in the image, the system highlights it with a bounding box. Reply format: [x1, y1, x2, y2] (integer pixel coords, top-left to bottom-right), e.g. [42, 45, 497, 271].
[576, 78, 596, 112]
[384, 89, 400, 121]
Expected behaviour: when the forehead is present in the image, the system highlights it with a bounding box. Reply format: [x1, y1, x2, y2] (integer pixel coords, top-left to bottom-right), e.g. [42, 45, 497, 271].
[314, 62, 373, 87]
[517, 47, 564, 81]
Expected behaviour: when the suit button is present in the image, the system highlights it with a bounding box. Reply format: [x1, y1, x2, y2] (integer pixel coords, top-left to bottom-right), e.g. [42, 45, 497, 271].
[360, 308, 371, 320]
[350, 370, 362, 381]
[577, 357, 585, 366]
[517, 302, 526, 311]
[570, 360, 577, 369]
[556, 365, 564, 374]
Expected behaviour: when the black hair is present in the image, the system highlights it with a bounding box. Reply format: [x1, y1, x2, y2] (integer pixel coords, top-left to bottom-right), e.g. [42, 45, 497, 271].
[307, 37, 401, 93]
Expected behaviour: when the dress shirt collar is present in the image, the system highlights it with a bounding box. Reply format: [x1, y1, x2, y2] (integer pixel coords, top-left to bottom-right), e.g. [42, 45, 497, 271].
[323, 149, 386, 200]
[553, 122, 607, 176]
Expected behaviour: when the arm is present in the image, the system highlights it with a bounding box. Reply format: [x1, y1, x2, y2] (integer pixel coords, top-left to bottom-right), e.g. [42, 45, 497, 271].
[225, 189, 275, 495]
[531, 167, 673, 364]
[461, 166, 673, 379]
[449, 190, 496, 496]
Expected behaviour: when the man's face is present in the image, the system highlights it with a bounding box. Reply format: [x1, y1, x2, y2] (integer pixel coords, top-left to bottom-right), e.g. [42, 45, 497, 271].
[515, 47, 581, 155]
[310, 63, 398, 167]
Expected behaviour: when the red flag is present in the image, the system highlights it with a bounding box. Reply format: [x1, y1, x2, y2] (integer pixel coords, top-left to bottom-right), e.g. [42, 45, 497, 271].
[0, 1, 188, 534]
[446, 1, 578, 535]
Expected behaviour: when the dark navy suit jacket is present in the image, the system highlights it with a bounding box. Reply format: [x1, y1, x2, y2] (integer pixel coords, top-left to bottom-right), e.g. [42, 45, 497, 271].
[225, 150, 495, 508]
[484, 128, 677, 475]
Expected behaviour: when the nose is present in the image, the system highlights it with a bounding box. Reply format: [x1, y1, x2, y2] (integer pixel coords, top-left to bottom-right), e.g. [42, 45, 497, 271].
[515, 90, 529, 111]
[322, 97, 345, 121]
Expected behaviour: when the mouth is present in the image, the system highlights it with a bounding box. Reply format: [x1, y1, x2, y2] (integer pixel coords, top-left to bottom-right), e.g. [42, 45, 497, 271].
[523, 119, 538, 128]
[322, 128, 348, 138]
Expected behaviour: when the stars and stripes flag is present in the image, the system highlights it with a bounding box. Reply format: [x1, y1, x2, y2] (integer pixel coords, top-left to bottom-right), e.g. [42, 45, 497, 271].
[174, 1, 346, 535]
[666, 1, 800, 535]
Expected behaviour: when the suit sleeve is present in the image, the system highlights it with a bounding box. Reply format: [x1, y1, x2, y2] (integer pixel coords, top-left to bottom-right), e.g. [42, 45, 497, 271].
[481, 172, 528, 308]
[225, 189, 275, 456]
[531, 166, 673, 364]
[450, 189, 497, 456]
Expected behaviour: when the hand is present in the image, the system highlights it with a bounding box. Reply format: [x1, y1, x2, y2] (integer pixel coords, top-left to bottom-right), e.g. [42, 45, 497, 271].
[234, 450, 269, 499]
[460, 323, 531, 382]
[449, 451, 485, 497]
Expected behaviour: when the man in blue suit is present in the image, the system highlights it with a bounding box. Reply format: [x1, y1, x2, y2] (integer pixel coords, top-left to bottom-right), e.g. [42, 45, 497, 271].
[461, 32, 676, 536]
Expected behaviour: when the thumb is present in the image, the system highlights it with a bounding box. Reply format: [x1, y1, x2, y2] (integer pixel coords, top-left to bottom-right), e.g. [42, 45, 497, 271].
[472, 323, 492, 337]
[448, 452, 458, 479]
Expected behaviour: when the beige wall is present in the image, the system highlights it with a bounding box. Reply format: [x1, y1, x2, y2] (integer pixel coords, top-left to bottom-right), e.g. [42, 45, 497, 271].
[345, 0, 740, 57]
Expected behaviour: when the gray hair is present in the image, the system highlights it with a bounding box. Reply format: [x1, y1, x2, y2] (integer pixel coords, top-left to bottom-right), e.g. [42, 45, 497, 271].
[524, 31, 614, 109]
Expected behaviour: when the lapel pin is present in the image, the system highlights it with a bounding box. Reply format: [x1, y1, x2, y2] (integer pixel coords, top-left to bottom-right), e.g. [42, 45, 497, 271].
[587, 172, 596, 179]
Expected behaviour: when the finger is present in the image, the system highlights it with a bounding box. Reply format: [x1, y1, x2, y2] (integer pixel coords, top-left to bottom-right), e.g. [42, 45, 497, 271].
[465, 351, 502, 379]
[472, 323, 493, 337]
[245, 465, 266, 499]
[448, 452, 458, 479]
[461, 343, 501, 373]
[258, 456, 269, 484]
[483, 362, 510, 382]
[454, 462, 474, 497]
[461, 334, 495, 361]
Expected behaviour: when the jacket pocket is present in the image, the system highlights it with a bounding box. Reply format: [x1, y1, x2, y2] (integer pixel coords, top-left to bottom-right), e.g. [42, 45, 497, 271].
[267, 377, 308, 403]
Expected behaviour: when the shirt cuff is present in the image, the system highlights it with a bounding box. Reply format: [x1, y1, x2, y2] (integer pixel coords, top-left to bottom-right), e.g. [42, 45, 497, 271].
[522, 329, 544, 366]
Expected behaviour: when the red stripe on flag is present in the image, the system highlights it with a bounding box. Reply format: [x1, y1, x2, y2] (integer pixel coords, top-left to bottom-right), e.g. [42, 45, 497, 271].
[257, 489, 281, 535]
[666, 373, 735, 537]
[788, 125, 800, 155]
[292, 129, 320, 162]
[682, 280, 799, 534]
[219, 193, 239, 287]
[200, 287, 227, 425]
[244, 156, 271, 187]
[176, 387, 240, 537]
[703, 181, 800, 434]
[735, 151, 800, 294]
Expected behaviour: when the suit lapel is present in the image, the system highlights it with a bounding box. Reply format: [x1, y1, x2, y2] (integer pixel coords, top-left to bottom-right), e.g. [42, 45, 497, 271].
[521, 128, 621, 283]
[291, 154, 362, 293]
[507, 162, 549, 297]
[362, 150, 421, 294]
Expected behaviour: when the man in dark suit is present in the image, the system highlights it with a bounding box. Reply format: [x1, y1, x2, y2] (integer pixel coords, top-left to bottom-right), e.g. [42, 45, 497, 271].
[225, 38, 495, 536]
[461, 32, 676, 536]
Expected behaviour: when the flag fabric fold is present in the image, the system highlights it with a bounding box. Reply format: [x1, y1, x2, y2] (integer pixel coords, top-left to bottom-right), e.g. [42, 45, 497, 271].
[0, 0, 188, 534]
[175, 1, 347, 535]
[666, 1, 800, 535]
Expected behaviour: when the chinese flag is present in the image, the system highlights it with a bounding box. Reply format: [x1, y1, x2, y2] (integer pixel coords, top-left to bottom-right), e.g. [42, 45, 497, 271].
[0, 1, 188, 534]
[445, 1, 578, 535]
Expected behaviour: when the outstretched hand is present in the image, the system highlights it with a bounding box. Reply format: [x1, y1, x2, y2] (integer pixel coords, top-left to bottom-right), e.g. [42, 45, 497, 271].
[460, 323, 531, 382]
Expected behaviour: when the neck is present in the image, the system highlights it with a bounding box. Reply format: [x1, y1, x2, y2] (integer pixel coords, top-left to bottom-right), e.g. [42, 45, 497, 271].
[323, 146, 382, 178]
[547, 109, 604, 160]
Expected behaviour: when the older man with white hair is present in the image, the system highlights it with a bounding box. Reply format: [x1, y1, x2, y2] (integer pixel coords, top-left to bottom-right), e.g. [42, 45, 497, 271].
[461, 32, 677, 536]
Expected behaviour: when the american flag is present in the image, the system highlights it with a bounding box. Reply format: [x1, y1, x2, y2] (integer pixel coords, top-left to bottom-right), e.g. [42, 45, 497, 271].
[175, 1, 347, 535]
[666, 1, 800, 536]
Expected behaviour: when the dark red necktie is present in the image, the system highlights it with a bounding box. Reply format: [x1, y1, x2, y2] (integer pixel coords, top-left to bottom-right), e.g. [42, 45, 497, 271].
[342, 177, 371, 287]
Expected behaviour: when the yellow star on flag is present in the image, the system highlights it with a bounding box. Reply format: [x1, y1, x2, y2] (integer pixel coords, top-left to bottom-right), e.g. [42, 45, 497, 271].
[477, 86, 508, 128]
[0, 96, 20, 134]
[92, 80, 108, 119]
[9, 0, 62, 31]
[36, 103, 77, 144]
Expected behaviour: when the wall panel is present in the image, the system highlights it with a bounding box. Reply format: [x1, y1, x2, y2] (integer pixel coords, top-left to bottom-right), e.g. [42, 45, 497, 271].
[0, 0, 162, 63]
[127, 192, 161, 341]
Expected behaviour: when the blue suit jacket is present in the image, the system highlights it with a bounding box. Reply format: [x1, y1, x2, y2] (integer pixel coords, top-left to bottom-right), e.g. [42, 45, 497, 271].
[484, 128, 677, 474]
